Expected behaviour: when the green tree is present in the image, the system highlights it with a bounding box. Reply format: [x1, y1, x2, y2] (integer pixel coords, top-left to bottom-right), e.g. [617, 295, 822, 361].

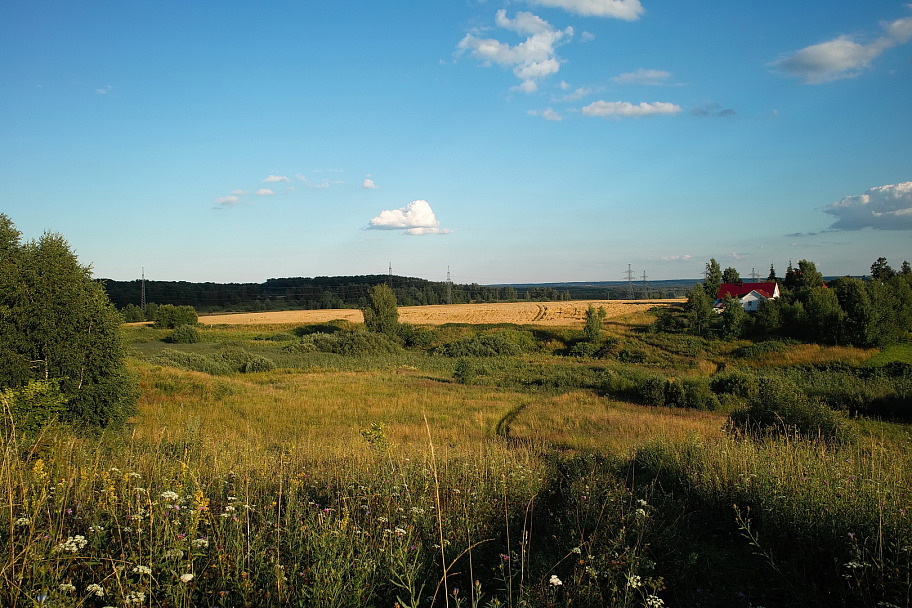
[153, 304, 198, 328]
[583, 304, 607, 342]
[870, 256, 895, 281]
[685, 283, 714, 336]
[902, 260, 911, 275]
[0, 215, 137, 429]
[362, 284, 399, 336]
[121, 303, 145, 323]
[720, 295, 747, 339]
[795, 259, 824, 290]
[833, 277, 875, 346]
[703, 258, 722, 299]
[802, 287, 845, 344]
[767, 263, 778, 282]
[721, 267, 741, 285]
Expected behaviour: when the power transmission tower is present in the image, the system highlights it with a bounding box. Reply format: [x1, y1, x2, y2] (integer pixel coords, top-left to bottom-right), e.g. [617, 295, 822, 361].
[625, 264, 635, 300]
[750, 267, 759, 281]
[446, 266, 453, 305]
[141, 267, 146, 316]
[388, 263, 393, 288]
[641, 270, 648, 299]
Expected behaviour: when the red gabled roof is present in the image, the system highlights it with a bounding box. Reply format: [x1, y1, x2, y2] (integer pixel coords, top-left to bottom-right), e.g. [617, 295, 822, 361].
[717, 282, 778, 300]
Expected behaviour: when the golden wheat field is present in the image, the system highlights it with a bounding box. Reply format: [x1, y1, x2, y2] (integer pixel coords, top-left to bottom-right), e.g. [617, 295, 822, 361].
[196, 299, 681, 326]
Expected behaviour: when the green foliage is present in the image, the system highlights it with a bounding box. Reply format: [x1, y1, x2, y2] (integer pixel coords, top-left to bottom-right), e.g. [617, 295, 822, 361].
[721, 266, 740, 284]
[710, 369, 759, 399]
[680, 377, 720, 411]
[361, 284, 399, 336]
[1, 380, 67, 437]
[719, 295, 747, 339]
[871, 256, 895, 281]
[150, 347, 276, 375]
[452, 358, 480, 384]
[684, 283, 714, 336]
[639, 376, 666, 406]
[583, 304, 607, 342]
[434, 332, 524, 357]
[121, 303, 145, 323]
[153, 304, 198, 329]
[727, 377, 854, 443]
[396, 323, 434, 348]
[167, 325, 201, 344]
[703, 258, 722, 299]
[664, 379, 686, 408]
[0, 214, 137, 429]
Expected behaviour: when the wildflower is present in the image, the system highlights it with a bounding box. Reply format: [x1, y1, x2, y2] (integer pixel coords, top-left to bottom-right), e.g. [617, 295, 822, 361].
[627, 574, 642, 588]
[124, 590, 146, 605]
[549, 574, 563, 587]
[164, 549, 184, 559]
[161, 491, 180, 502]
[89, 525, 104, 533]
[58, 583, 76, 593]
[224, 505, 236, 512]
[635, 508, 647, 519]
[180, 573, 194, 583]
[571, 546, 582, 555]
[132, 565, 152, 575]
[637, 499, 648, 507]
[14, 517, 30, 527]
[86, 583, 105, 597]
[192, 538, 209, 549]
[394, 527, 407, 537]
[646, 595, 664, 607]
[128, 472, 141, 479]
[55, 535, 88, 553]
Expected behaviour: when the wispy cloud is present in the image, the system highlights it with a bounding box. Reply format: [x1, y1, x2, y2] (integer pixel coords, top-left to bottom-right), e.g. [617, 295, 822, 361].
[823, 181, 912, 230]
[457, 9, 573, 93]
[256, 188, 275, 196]
[611, 69, 671, 85]
[659, 254, 693, 262]
[529, 107, 564, 120]
[263, 175, 291, 183]
[691, 102, 736, 118]
[214, 195, 240, 207]
[527, 0, 644, 20]
[555, 82, 593, 101]
[95, 85, 113, 94]
[769, 11, 912, 83]
[582, 100, 681, 118]
[367, 200, 451, 235]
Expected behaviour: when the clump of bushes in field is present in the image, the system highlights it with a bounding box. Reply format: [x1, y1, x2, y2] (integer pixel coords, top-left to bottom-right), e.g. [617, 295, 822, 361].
[294, 330, 404, 356]
[150, 346, 276, 375]
[435, 331, 528, 357]
[153, 304, 198, 329]
[166, 325, 201, 344]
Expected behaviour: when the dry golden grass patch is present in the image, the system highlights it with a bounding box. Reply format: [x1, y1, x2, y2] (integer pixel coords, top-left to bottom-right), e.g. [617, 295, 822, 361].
[504, 390, 726, 458]
[196, 299, 681, 328]
[744, 343, 876, 368]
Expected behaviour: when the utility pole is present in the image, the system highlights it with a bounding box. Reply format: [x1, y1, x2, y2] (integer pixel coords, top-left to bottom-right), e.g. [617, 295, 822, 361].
[625, 264, 635, 300]
[750, 267, 759, 281]
[388, 263, 393, 288]
[141, 267, 146, 317]
[446, 266, 453, 305]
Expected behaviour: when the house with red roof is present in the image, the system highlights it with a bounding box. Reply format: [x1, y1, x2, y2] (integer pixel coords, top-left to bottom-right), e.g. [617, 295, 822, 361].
[715, 282, 780, 312]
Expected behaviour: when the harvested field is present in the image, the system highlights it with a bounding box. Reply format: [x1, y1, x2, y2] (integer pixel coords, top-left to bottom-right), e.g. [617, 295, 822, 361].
[196, 299, 681, 327]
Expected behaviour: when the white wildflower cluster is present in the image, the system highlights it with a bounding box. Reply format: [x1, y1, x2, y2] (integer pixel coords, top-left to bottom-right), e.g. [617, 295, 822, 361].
[161, 490, 180, 502]
[635, 508, 647, 519]
[627, 574, 642, 589]
[180, 573, 194, 583]
[192, 537, 209, 549]
[58, 583, 76, 593]
[164, 548, 184, 559]
[571, 546, 582, 555]
[549, 574, 563, 587]
[89, 525, 104, 533]
[14, 517, 30, 527]
[124, 590, 146, 604]
[410, 506, 425, 515]
[55, 535, 88, 553]
[646, 595, 664, 607]
[86, 583, 105, 597]
[132, 565, 152, 575]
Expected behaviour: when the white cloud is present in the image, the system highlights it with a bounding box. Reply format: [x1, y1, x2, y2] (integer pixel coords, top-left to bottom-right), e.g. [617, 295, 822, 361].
[367, 200, 451, 235]
[263, 175, 291, 183]
[363, 177, 379, 189]
[214, 195, 240, 206]
[528, 0, 644, 20]
[457, 10, 573, 93]
[95, 85, 113, 94]
[769, 13, 912, 83]
[582, 100, 681, 118]
[256, 188, 275, 196]
[824, 181, 912, 230]
[231, 189, 249, 195]
[659, 254, 693, 262]
[529, 107, 564, 120]
[611, 69, 671, 85]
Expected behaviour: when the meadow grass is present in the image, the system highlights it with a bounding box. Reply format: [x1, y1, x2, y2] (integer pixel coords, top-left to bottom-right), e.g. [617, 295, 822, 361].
[3, 317, 912, 607]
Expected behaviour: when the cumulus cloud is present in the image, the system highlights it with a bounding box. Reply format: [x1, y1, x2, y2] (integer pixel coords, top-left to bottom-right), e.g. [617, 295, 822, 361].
[457, 9, 573, 93]
[256, 188, 275, 196]
[528, 0, 644, 20]
[582, 100, 681, 118]
[363, 176, 380, 189]
[612, 69, 671, 85]
[823, 181, 912, 230]
[367, 200, 451, 235]
[769, 13, 912, 83]
[214, 195, 240, 206]
[263, 175, 291, 183]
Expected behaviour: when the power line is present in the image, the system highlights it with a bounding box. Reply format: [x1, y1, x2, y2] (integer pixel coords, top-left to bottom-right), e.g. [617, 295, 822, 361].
[641, 269, 648, 299]
[624, 264, 635, 300]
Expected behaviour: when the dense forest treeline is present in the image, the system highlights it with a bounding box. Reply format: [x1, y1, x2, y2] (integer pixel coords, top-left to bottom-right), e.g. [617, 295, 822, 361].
[100, 274, 690, 314]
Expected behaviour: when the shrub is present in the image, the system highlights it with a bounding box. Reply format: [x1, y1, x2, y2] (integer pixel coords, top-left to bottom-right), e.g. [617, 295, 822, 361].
[639, 376, 666, 407]
[167, 325, 201, 344]
[1, 380, 67, 438]
[154, 304, 198, 329]
[362, 284, 399, 336]
[303, 331, 403, 356]
[266, 332, 297, 342]
[434, 333, 523, 358]
[453, 359, 481, 384]
[664, 380, 686, 408]
[727, 377, 854, 443]
[150, 349, 233, 375]
[710, 369, 759, 400]
[397, 323, 435, 348]
[568, 341, 599, 358]
[681, 377, 720, 411]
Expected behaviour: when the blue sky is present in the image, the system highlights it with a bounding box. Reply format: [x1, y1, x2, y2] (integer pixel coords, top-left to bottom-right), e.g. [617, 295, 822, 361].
[2, 0, 911, 285]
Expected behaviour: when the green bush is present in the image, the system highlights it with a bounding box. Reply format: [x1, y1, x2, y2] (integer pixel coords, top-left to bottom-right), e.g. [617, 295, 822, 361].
[154, 304, 198, 329]
[302, 330, 403, 356]
[397, 323, 435, 348]
[727, 377, 854, 443]
[664, 380, 686, 408]
[568, 340, 600, 358]
[681, 377, 720, 411]
[149, 349, 234, 375]
[1, 380, 67, 437]
[453, 358, 480, 384]
[434, 333, 523, 358]
[639, 376, 666, 406]
[710, 369, 759, 399]
[167, 325, 201, 344]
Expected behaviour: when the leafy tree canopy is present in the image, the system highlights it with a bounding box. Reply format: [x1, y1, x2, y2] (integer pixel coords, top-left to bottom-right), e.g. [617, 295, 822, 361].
[0, 214, 136, 430]
[361, 284, 399, 337]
